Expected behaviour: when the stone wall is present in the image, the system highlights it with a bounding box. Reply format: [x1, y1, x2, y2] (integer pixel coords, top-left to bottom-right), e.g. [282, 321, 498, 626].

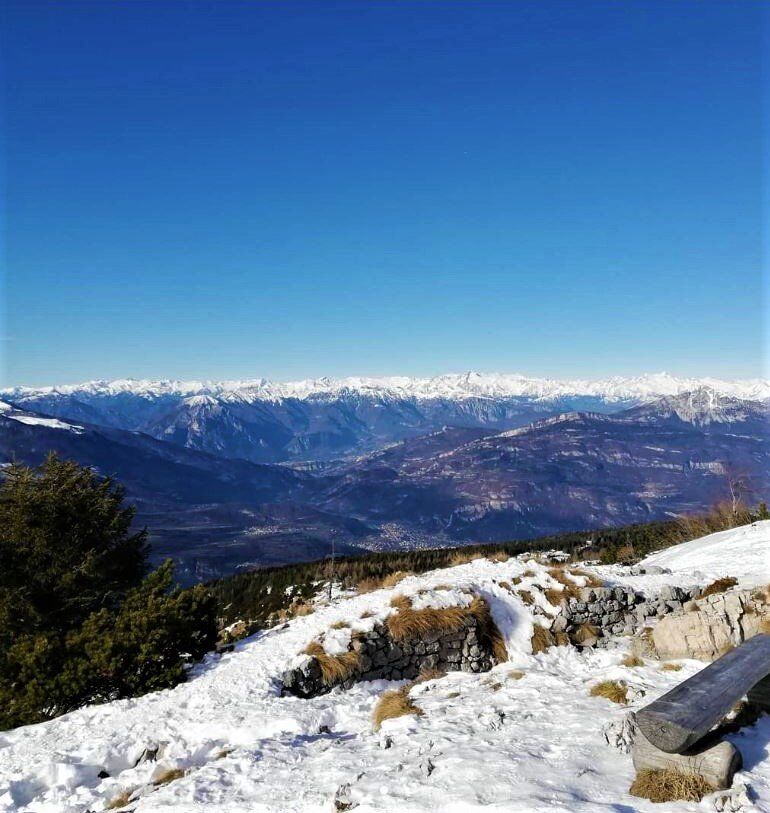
[552, 585, 698, 647]
[282, 616, 497, 698]
[653, 588, 770, 661]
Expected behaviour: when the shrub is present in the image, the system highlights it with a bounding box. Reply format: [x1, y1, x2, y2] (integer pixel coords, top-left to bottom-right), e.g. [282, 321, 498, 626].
[372, 685, 423, 730]
[629, 769, 714, 803]
[700, 577, 738, 598]
[590, 680, 628, 705]
[0, 457, 216, 729]
[304, 641, 361, 685]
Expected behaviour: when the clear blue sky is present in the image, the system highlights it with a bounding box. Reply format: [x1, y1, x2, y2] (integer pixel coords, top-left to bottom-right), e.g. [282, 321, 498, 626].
[2, 0, 766, 387]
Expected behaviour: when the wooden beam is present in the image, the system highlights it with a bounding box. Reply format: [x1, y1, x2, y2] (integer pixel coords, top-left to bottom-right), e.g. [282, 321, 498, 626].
[636, 633, 770, 753]
[632, 730, 742, 790]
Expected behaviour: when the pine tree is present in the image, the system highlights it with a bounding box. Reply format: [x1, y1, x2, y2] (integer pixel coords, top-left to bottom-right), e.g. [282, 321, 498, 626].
[0, 456, 217, 729]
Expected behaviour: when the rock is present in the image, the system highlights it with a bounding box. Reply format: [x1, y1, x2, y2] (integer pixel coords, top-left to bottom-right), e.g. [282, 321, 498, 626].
[653, 588, 769, 661]
[603, 711, 638, 753]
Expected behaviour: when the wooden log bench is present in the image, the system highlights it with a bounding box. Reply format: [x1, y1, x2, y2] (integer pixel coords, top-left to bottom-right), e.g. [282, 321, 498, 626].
[631, 633, 770, 789]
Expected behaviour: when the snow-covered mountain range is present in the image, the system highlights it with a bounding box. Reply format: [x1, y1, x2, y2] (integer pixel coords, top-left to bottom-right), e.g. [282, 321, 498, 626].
[1, 384, 767, 581]
[5, 371, 770, 403]
[4, 373, 768, 465]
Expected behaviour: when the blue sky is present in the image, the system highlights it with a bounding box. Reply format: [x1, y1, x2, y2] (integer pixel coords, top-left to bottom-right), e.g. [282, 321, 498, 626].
[2, 1, 766, 386]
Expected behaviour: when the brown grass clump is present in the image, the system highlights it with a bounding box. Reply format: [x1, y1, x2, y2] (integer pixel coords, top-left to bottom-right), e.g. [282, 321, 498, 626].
[622, 654, 644, 668]
[356, 577, 383, 594]
[629, 769, 714, 803]
[661, 662, 682, 671]
[531, 625, 556, 654]
[544, 587, 565, 607]
[511, 576, 522, 586]
[570, 568, 603, 588]
[372, 685, 423, 730]
[291, 602, 315, 617]
[304, 641, 361, 686]
[360, 609, 375, 619]
[571, 623, 600, 645]
[498, 580, 512, 592]
[523, 569, 536, 578]
[488, 551, 510, 563]
[590, 680, 628, 705]
[330, 620, 349, 630]
[554, 631, 570, 647]
[518, 590, 535, 606]
[381, 570, 412, 589]
[449, 550, 479, 566]
[700, 576, 738, 598]
[548, 568, 582, 600]
[106, 791, 133, 810]
[416, 666, 446, 683]
[508, 669, 525, 680]
[152, 766, 187, 786]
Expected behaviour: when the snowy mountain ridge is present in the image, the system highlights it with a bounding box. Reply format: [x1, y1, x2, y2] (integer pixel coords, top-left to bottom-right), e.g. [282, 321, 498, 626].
[5, 371, 770, 404]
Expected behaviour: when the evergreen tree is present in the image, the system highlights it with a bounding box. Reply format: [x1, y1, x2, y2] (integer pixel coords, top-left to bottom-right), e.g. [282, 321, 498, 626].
[0, 456, 217, 729]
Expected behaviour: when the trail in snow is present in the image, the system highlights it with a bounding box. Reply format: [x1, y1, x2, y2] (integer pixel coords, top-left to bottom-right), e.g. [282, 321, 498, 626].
[1, 524, 769, 812]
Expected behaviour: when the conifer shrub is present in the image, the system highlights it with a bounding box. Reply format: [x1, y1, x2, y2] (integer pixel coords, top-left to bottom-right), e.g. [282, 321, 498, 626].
[0, 456, 217, 729]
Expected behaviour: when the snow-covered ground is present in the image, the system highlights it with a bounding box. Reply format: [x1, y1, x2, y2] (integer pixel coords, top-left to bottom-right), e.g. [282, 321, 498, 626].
[2, 524, 769, 813]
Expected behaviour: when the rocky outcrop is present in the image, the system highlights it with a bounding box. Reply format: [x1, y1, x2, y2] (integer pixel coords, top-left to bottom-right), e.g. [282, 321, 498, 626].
[282, 616, 497, 698]
[553, 585, 698, 646]
[653, 589, 770, 661]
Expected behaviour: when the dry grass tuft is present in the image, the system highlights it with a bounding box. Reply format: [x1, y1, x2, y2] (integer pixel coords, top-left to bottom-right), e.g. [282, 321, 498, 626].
[661, 662, 682, 671]
[416, 666, 446, 683]
[106, 791, 133, 810]
[488, 551, 510, 563]
[629, 769, 714, 803]
[488, 681, 503, 691]
[622, 654, 644, 668]
[569, 568, 603, 588]
[289, 601, 314, 617]
[445, 690, 460, 699]
[449, 550, 479, 566]
[554, 631, 570, 647]
[700, 576, 739, 598]
[304, 641, 361, 685]
[523, 569, 536, 578]
[360, 609, 375, 619]
[511, 576, 522, 586]
[152, 766, 187, 786]
[385, 595, 508, 663]
[381, 570, 413, 589]
[372, 685, 423, 730]
[508, 669, 525, 680]
[386, 597, 468, 641]
[590, 680, 628, 705]
[356, 577, 383, 594]
[330, 620, 349, 630]
[518, 590, 535, 606]
[498, 580, 512, 592]
[531, 625, 556, 654]
[572, 623, 600, 646]
[548, 568, 582, 600]
[545, 587, 566, 607]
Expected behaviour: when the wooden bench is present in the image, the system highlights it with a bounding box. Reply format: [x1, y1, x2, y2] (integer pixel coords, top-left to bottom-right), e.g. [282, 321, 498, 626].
[632, 633, 770, 788]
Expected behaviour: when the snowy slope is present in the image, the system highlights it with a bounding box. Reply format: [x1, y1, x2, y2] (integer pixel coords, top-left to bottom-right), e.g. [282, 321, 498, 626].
[5, 371, 770, 404]
[3, 531, 770, 813]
